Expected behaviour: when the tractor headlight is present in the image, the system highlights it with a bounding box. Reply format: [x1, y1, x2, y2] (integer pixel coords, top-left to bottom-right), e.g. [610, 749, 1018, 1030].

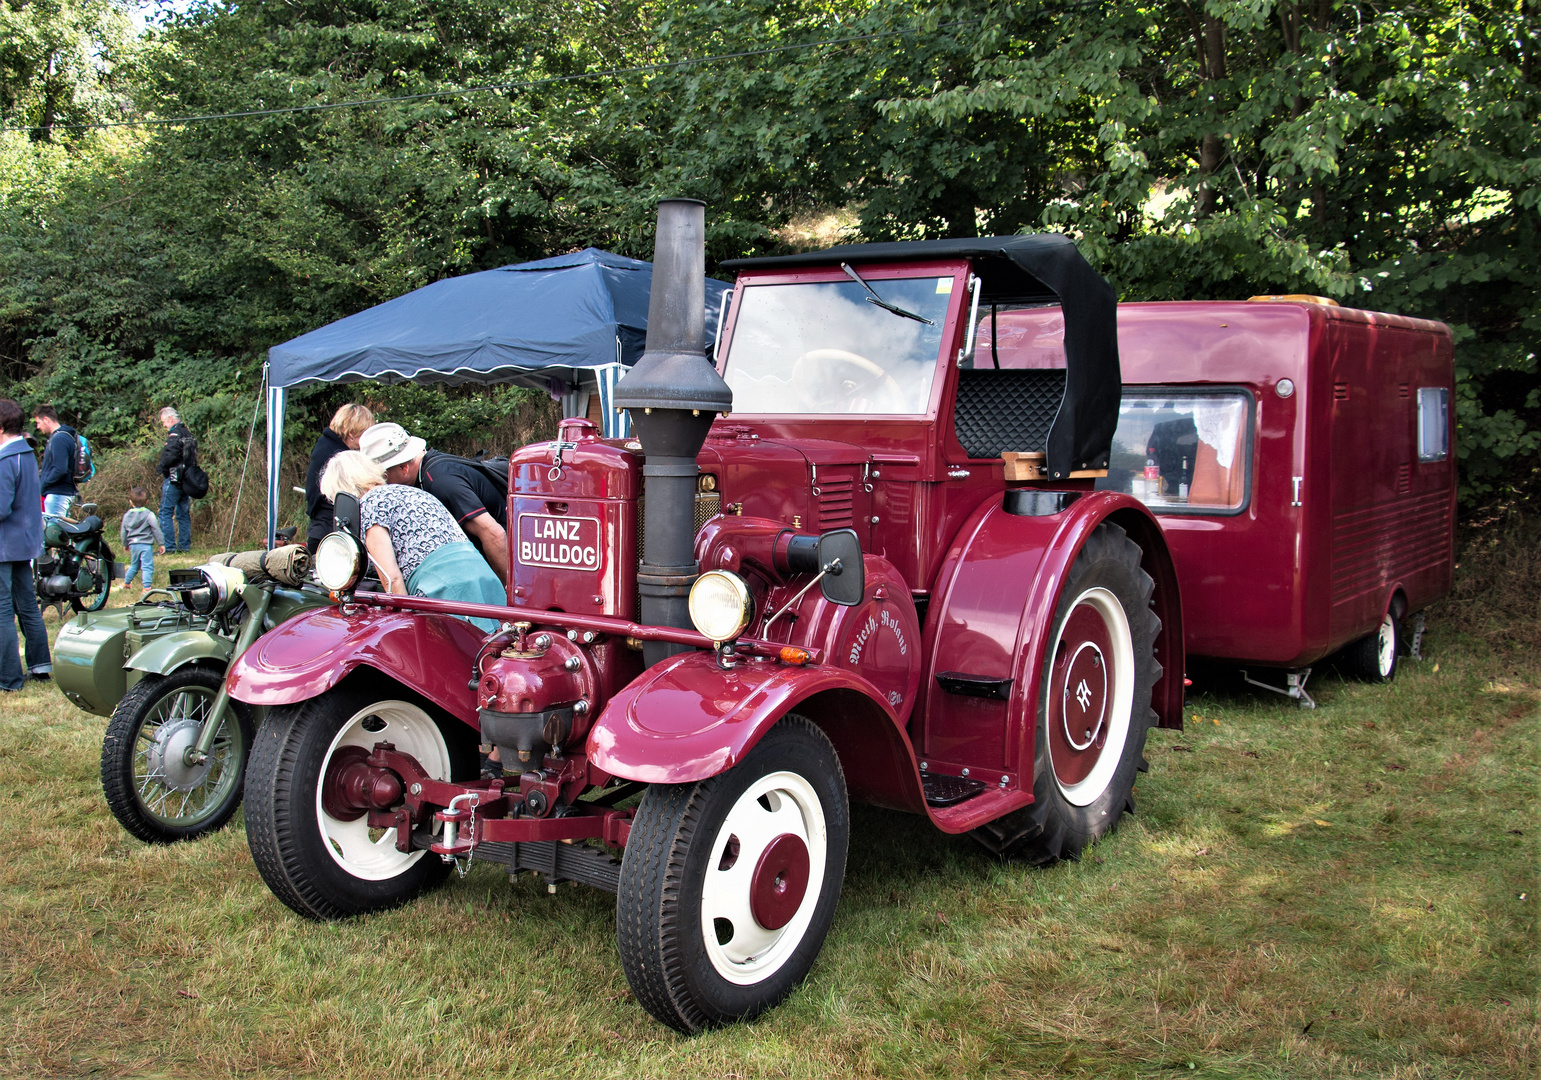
[688, 570, 754, 644]
[315, 531, 366, 592]
[183, 563, 245, 615]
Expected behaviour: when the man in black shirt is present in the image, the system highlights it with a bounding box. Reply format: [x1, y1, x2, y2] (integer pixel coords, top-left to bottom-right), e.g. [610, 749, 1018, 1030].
[360, 422, 510, 585]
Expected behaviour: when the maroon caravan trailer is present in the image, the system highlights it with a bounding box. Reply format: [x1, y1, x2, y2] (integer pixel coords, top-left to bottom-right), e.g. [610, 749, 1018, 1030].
[983, 298, 1456, 706]
[229, 206, 1186, 1032]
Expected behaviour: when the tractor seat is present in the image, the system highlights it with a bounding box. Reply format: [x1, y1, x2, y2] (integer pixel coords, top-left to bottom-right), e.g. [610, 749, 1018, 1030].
[953, 368, 1067, 460]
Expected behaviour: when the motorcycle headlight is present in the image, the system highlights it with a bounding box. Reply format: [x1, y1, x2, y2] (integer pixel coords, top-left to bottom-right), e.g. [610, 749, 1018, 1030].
[688, 570, 754, 644]
[315, 531, 365, 592]
[181, 563, 245, 615]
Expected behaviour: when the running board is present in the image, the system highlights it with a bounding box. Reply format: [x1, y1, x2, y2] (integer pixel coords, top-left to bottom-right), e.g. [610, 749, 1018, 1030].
[921, 772, 988, 807]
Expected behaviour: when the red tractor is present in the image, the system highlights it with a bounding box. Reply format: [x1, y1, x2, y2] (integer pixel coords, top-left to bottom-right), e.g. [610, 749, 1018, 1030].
[230, 201, 1185, 1032]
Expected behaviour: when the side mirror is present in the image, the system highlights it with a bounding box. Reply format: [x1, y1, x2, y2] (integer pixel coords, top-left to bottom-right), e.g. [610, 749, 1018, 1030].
[332, 491, 362, 540]
[816, 528, 864, 607]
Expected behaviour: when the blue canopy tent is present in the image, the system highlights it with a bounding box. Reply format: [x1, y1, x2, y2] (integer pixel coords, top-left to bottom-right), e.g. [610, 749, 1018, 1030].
[264, 248, 731, 544]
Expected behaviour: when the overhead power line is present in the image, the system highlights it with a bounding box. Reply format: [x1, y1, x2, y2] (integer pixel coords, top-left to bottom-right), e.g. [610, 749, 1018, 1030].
[1, 18, 984, 135]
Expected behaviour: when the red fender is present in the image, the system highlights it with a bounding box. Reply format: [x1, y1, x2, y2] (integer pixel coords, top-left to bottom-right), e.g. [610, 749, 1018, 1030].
[588, 650, 922, 806]
[225, 606, 484, 726]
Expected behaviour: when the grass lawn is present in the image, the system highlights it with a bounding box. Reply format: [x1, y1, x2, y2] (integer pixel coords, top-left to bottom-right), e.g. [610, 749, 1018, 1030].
[0, 546, 1535, 1078]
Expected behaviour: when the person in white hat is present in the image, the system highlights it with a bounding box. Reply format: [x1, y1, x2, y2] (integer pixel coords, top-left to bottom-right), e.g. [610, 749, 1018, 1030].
[358, 422, 510, 586]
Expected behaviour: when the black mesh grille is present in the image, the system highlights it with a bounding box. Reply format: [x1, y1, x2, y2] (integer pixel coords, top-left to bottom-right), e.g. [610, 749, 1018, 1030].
[953, 369, 1066, 459]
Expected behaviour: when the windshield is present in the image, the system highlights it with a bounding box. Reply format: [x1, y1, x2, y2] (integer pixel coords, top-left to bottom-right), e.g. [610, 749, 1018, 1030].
[722, 276, 954, 414]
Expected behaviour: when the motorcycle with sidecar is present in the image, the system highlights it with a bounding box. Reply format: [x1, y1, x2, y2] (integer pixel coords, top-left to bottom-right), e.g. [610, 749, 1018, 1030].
[53, 546, 330, 843]
[227, 201, 1186, 1032]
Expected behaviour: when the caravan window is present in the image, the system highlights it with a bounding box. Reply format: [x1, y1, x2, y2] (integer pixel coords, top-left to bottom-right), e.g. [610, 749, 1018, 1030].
[1094, 390, 1253, 514]
[1418, 387, 1450, 462]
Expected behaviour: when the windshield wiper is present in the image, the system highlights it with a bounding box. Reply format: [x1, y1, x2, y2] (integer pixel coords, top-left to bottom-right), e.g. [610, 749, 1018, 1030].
[841, 263, 935, 325]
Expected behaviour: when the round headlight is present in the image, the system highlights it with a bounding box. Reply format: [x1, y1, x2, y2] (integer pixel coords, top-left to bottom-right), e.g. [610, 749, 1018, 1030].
[315, 531, 366, 592]
[688, 570, 754, 644]
[184, 563, 245, 615]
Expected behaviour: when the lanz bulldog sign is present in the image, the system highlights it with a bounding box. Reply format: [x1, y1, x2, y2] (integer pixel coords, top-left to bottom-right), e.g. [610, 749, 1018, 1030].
[516, 513, 602, 570]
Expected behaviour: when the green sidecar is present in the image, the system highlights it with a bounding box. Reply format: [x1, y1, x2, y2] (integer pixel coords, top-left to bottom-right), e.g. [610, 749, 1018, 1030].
[54, 549, 333, 843]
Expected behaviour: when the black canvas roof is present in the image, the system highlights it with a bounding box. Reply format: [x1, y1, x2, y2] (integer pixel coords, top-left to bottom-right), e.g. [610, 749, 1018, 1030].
[722, 235, 1120, 478]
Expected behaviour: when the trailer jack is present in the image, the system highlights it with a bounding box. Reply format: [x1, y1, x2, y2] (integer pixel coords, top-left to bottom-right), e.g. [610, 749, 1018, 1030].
[1240, 667, 1316, 709]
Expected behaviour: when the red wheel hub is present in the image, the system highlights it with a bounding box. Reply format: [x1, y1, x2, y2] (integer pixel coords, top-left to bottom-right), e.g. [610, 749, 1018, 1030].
[1049, 602, 1113, 787]
[749, 832, 811, 931]
[321, 745, 403, 822]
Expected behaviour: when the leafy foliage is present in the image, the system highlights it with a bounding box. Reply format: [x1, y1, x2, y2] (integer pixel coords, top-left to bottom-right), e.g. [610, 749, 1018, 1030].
[0, 0, 1535, 507]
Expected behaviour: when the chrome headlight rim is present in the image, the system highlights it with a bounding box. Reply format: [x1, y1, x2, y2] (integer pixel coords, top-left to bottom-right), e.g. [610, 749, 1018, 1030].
[184, 562, 246, 615]
[688, 569, 755, 645]
[315, 531, 366, 592]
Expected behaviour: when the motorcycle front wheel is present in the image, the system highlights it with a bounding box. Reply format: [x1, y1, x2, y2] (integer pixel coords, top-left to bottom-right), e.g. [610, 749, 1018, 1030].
[101, 666, 254, 843]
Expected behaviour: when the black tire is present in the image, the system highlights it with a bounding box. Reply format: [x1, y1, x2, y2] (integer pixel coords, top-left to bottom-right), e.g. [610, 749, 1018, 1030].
[243, 680, 476, 920]
[69, 552, 111, 613]
[616, 714, 850, 1033]
[101, 666, 254, 844]
[1342, 607, 1400, 683]
[971, 521, 1162, 863]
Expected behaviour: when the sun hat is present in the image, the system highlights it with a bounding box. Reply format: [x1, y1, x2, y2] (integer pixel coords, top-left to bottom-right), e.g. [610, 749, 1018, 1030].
[359, 422, 426, 470]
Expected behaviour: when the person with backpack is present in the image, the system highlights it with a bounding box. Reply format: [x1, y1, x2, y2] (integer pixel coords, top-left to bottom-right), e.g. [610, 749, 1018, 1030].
[31, 404, 80, 517]
[360, 422, 510, 586]
[157, 406, 196, 552]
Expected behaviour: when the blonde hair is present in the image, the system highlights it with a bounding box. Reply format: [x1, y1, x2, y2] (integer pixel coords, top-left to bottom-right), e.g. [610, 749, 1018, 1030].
[321, 450, 387, 502]
[330, 403, 376, 442]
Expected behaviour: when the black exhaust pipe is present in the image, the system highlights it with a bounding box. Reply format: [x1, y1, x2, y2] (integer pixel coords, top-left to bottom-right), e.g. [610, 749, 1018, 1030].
[616, 199, 733, 666]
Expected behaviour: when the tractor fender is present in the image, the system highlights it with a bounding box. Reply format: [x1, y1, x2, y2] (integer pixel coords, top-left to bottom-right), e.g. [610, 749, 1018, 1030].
[588, 650, 928, 812]
[125, 629, 234, 678]
[225, 605, 484, 726]
[921, 492, 1184, 782]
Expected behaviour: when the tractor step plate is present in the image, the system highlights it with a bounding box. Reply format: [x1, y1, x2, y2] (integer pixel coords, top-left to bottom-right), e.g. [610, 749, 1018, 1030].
[921, 772, 987, 807]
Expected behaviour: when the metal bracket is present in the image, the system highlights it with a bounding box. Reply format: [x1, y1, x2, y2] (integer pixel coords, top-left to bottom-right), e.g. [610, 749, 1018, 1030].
[1240, 667, 1316, 709]
[549, 439, 579, 481]
[1408, 610, 1426, 661]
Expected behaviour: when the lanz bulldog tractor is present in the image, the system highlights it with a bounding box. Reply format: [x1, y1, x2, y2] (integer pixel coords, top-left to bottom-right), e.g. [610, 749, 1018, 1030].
[230, 200, 1185, 1032]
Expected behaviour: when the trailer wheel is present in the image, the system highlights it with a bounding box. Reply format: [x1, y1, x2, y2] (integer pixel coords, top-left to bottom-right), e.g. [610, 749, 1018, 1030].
[616, 715, 849, 1033]
[971, 521, 1161, 863]
[244, 682, 474, 920]
[1342, 608, 1400, 682]
[100, 666, 253, 844]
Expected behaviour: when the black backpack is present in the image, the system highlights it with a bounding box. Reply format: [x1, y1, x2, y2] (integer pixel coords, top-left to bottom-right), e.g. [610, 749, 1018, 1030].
[179, 438, 210, 499]
[469, 450, 510, 492]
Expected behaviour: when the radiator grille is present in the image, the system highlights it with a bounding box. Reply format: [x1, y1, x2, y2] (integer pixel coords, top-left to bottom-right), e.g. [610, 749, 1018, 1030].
[695, 491, 721, 531]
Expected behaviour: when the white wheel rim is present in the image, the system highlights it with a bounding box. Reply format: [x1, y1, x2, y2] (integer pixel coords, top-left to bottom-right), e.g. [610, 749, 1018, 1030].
[316, 700, 450, 881]
[700, 771, 828, 984]
[1050, 587, 1135, 807]
[1377, 614, 1395, 677]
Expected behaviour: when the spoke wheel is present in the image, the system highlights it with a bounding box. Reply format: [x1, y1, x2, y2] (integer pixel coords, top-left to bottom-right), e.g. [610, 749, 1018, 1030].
[101, 667, 253, 844]
[244, 680, 475, 920]
[970, 521, 1161, 864]
[617, 715, 848, 1033]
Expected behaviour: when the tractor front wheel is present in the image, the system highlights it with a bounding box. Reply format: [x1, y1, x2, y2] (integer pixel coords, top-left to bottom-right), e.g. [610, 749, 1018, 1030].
[244, 681, 474, 920]
[616, 715, 849, 1033]
[972, 521, 1162, 863]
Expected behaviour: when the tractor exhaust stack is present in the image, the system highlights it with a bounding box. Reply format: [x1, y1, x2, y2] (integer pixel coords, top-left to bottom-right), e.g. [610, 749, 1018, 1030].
[614, 199, 733, 666]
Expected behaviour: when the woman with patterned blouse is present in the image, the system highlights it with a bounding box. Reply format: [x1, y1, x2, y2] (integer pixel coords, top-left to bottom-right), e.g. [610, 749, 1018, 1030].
[319, 451, 503, 632]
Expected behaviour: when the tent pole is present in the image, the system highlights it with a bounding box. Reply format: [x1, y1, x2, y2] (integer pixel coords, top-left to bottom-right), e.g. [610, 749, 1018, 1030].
[266, 381, 287, 549]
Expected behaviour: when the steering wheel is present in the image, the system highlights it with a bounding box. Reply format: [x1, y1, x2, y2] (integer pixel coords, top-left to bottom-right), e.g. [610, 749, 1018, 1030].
[790, 349, 905, 411]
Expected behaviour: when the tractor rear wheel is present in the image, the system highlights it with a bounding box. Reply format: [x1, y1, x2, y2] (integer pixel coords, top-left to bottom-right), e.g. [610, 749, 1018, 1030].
[616, 715, 849, 1033]
[971, 521, 1161, 863]
[244, 681, 474, 920]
